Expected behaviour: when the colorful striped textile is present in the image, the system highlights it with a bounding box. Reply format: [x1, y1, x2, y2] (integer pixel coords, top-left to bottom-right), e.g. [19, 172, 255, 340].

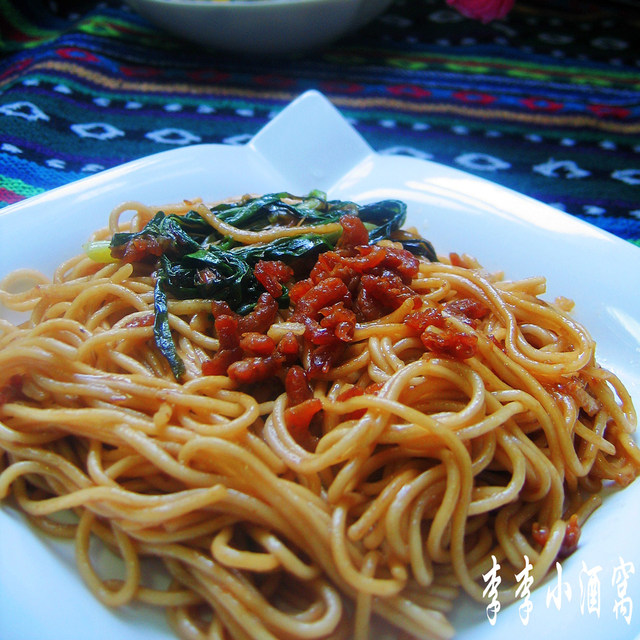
[1, 0, 639, 243]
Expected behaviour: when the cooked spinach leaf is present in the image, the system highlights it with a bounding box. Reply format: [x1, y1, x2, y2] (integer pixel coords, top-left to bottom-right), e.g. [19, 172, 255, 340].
[105, 192, 435, 379]
[398, 238, 438, 263]
[153, 273, 186, 380]
[111, 210, 208, 258]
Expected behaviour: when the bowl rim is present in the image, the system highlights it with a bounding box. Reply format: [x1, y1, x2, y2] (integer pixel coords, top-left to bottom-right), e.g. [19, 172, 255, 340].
[127, 0, 359, 8]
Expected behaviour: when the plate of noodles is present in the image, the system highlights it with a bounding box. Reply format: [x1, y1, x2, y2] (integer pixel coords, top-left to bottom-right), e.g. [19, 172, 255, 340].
[1, 90, 639, 640]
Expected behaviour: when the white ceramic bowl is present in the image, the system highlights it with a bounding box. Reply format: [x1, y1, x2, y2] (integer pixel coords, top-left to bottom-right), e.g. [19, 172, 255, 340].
[124, 0, 394, 55]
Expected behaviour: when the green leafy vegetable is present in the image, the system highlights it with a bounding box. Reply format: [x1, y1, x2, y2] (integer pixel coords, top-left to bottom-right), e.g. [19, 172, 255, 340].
[94, 191, 436, 379]
[111, 210, 206, 257]
[153, 273, 186, 379]
[397, 238, 438, 262]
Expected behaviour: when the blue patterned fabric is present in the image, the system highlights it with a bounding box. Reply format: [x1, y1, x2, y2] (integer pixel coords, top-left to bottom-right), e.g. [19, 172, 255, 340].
[1, 0, 639, 243]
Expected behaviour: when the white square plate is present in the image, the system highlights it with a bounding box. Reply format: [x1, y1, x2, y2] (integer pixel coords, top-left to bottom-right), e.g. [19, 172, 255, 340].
[1, 90, 638, 640]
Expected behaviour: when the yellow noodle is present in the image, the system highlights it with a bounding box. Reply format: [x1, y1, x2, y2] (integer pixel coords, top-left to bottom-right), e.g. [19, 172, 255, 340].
[0, 196, 638, 640]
